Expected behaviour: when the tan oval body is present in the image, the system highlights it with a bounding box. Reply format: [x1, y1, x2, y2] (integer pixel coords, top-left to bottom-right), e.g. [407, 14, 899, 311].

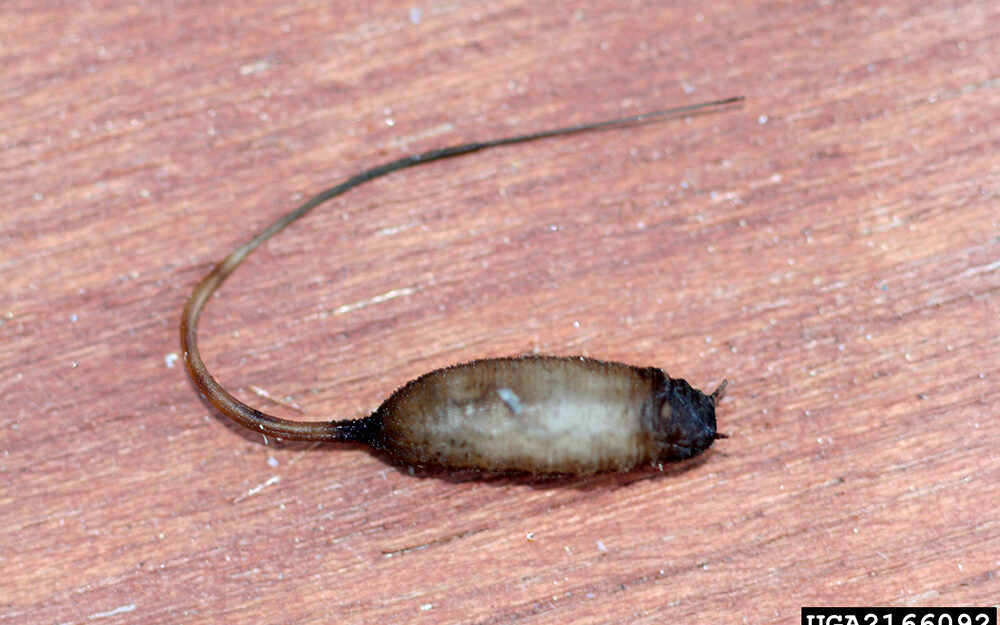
[372, 356, 671, 475]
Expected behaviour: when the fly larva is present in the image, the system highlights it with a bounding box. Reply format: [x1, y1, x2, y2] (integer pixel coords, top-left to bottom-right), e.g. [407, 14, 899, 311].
[180, 97, 740, 476]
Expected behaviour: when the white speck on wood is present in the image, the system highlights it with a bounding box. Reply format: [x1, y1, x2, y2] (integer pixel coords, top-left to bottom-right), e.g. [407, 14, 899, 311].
[239, 58, 273, 75]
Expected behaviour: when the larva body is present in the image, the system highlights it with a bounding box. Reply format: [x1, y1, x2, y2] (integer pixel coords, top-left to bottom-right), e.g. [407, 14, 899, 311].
[365, 356, 720, 475]
[180, 97, 741, 478]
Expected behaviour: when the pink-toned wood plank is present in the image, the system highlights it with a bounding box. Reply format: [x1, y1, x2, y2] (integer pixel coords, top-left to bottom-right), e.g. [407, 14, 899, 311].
[2, 0, 997, 623]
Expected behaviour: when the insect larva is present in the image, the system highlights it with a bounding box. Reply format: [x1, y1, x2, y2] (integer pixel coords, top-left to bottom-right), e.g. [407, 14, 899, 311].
[181, 97, 740, 476]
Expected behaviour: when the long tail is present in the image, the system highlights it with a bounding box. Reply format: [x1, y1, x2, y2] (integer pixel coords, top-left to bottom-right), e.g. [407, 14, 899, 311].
[180, 96, 745, 441]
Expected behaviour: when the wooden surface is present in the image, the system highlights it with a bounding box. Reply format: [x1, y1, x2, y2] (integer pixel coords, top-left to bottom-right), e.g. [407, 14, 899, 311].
[2, 1, 998, 623]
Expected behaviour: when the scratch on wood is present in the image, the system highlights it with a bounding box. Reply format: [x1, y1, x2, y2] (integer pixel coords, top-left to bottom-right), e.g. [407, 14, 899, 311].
[233, 475, 281, 503]
[333, 286, 420, 315]
[382, 528, 486, 558]
[88, 603, 136, 619]
[249, 385, 304, 413]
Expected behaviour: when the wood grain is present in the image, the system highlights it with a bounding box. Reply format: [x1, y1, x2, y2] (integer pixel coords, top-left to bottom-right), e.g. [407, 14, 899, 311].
[2, 0, 997, 623]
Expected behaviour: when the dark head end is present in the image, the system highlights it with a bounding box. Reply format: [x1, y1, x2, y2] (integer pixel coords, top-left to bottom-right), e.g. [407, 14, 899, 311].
[652, 377, 725, 462]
